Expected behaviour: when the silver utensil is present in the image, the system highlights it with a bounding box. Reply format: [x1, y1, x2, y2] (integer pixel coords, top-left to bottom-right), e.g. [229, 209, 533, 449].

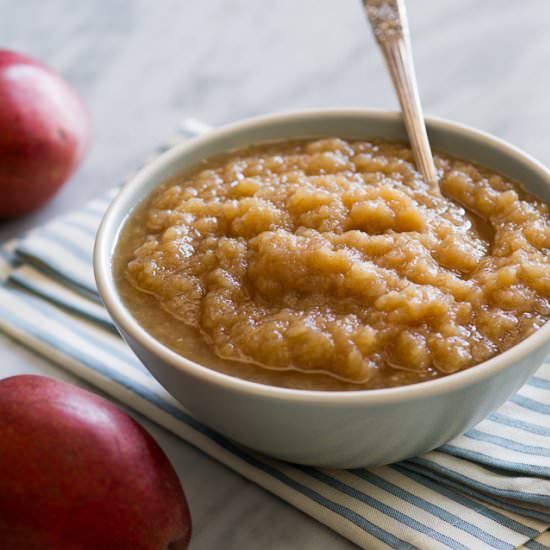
[362, 0, 439, 190]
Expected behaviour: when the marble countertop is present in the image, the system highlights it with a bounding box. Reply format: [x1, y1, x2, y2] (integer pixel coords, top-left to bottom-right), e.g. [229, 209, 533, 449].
[1, 1, 549, 548]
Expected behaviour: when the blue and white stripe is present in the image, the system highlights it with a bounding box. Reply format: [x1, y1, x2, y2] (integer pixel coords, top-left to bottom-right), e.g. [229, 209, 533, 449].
[0, 120, 548, 549]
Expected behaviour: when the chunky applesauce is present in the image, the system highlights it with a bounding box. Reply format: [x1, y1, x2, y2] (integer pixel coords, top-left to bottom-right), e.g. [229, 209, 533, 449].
[115, 138, 550, 391]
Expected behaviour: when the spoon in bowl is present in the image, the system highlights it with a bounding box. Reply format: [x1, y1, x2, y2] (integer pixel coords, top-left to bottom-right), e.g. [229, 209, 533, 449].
[362, 0, 440, 192]
[361, 0, 496, 243]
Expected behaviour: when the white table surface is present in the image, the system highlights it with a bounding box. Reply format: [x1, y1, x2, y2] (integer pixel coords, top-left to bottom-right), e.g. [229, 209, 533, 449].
[1, 1, 550, 548]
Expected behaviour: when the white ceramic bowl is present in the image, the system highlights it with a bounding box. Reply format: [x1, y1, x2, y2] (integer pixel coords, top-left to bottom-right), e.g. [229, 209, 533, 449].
[94, 109, 550, 468]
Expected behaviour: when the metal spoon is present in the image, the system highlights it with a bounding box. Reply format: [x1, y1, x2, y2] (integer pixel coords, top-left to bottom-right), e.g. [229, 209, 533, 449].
[362, 0, 439, 192]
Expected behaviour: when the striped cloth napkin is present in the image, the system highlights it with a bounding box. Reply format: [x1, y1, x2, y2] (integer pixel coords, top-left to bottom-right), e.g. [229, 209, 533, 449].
[1, 121, 550, 550]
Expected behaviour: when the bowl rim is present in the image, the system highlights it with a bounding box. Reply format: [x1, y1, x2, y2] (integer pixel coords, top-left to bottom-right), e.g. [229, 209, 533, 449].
[94, 107, 550, 405]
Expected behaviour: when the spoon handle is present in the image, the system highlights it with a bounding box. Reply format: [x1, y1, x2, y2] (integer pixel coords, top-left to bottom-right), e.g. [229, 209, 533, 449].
[363, 0, 438, 188]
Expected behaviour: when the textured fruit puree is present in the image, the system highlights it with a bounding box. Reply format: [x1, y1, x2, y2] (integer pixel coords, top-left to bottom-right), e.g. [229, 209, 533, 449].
[116, 139, 550, 390]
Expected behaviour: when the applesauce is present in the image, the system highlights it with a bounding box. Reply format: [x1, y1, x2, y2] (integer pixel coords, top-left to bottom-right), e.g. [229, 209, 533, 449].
[115, 138, 550, 391]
